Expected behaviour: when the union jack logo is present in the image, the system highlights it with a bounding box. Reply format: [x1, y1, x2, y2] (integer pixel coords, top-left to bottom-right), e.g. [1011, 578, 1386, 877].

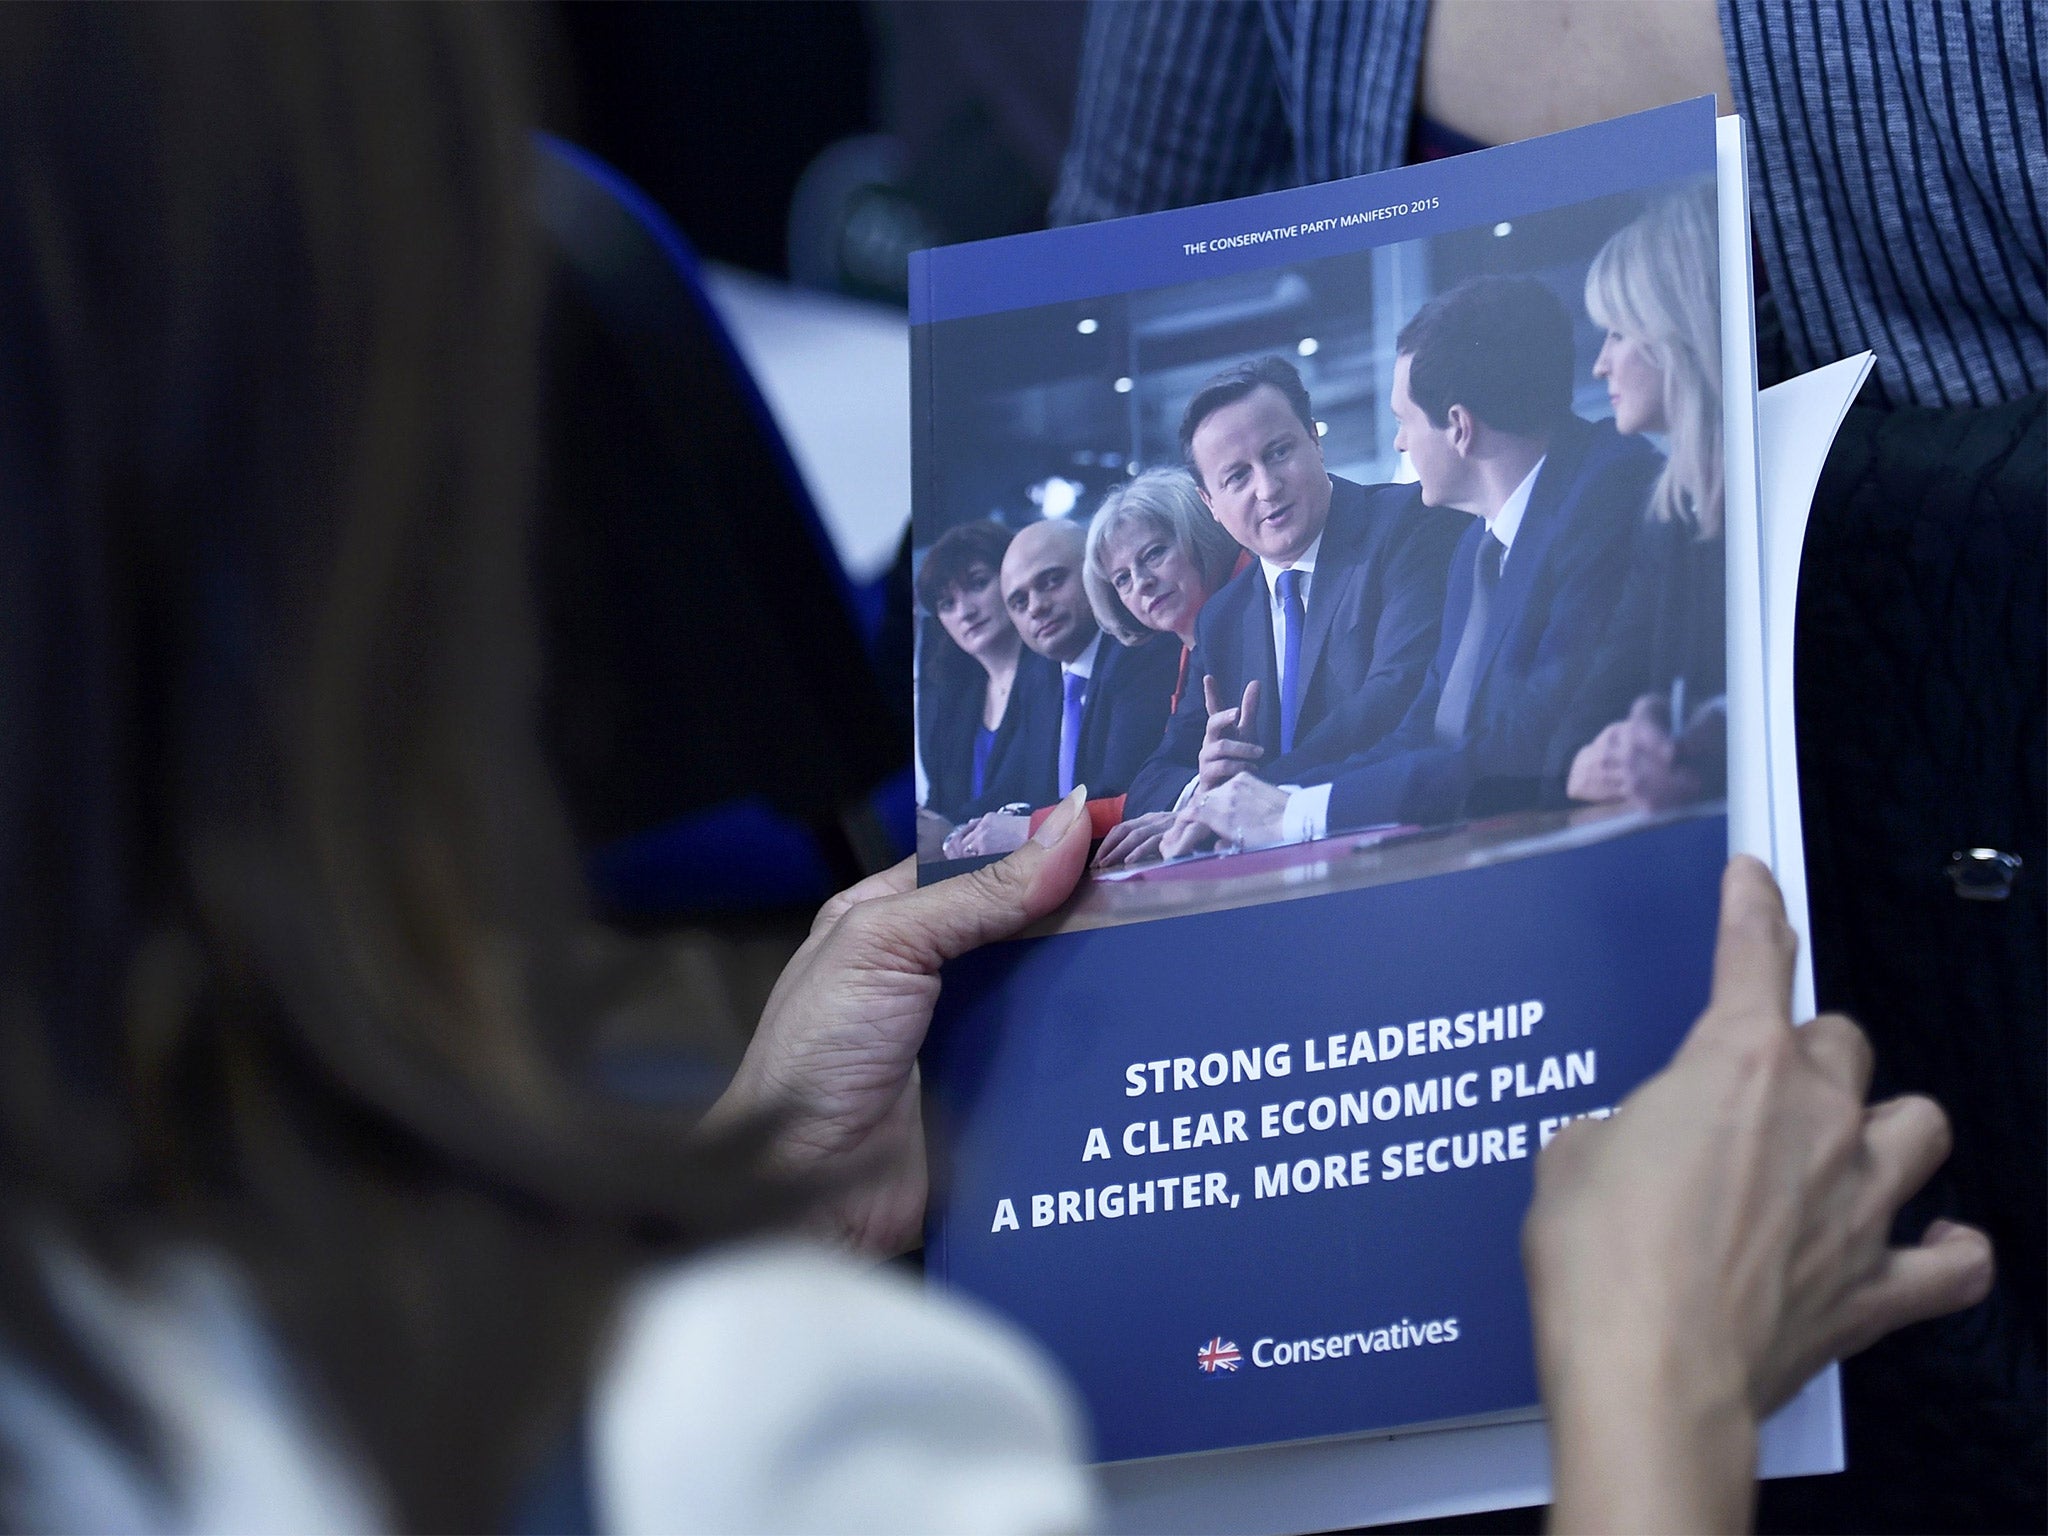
[1197, 1336, 1241, 1374]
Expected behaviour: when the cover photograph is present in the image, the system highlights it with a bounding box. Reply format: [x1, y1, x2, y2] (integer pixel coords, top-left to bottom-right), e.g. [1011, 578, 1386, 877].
[907, 99, 1787, 1473]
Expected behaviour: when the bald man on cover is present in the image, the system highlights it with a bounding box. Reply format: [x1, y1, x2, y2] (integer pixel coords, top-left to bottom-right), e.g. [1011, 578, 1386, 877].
[944, 518, 1179, 857]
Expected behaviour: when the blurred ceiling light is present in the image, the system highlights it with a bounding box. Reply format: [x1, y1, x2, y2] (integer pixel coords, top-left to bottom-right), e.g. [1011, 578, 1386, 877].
[1113, 376, 1134, 393]
[1493, 221, 1513, 237]
[1076, 317, 1099, 334]
[1296, 336, 1319, 357]
[1029, 476, 1084, 518]
[1315, 420, 1328, 436]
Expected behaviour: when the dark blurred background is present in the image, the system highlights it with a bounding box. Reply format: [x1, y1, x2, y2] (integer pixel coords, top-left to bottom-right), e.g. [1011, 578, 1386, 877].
[548, 0, 1087, 302]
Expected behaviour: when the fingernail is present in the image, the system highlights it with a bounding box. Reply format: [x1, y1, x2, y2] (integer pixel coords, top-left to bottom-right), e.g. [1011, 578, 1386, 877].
[1033, 786, 1087, 846]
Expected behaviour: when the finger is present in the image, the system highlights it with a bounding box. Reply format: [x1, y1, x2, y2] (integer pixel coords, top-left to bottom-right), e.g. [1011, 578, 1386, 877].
[847, 786, 1091, 968]
[1858, 1094, 1954, 1218]
[810, 858, 921, 939]
[1094, 824, 1138, 867]
[1127, 830, 1166, 863]
[1203, 708, 1241, 743]
[1705, 855, 1797, 1031]
[1797, 1012, 1874, 1100]
[1206, 739, 1265, 763]
[1203, 674, 1223, 715]
[1828, 1222, 1994, 1365]
[1238, 679, 1260, 739]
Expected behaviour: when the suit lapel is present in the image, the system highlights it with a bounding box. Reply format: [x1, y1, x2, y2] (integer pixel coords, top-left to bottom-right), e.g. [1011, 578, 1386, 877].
[1468, 419, 1591, 697]
[988, 649, 1060, 801]
[1076, 635, 1114, 770]
[1293, 481, 1363, 720]
[1237, 571, 1281, 751]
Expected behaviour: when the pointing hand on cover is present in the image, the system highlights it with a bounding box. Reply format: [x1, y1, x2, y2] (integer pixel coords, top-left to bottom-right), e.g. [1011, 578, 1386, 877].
[1196, 675, 1264, 792]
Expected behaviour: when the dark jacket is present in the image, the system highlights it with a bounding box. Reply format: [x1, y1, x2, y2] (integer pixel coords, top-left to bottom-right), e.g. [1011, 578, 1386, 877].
[921, 629, 1180, 821]
[1309, 415, 1658, 830]
[918, 646, 1057, 823]
[1121, 475, 1464, 815]
[1547, 514, 1726, 787]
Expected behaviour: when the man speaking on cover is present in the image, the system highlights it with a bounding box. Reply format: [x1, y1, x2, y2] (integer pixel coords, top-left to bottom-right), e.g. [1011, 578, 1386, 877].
[1176, 277, 1657, 852]
[1104, 357, 1462, 859]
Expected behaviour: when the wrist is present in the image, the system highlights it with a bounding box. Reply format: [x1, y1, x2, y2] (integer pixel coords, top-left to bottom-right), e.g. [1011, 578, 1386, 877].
[1544, 1328, 1756, 1533]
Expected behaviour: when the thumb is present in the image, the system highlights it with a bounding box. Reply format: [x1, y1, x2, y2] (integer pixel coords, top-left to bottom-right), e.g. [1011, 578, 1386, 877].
[850, 788, 1092, 970]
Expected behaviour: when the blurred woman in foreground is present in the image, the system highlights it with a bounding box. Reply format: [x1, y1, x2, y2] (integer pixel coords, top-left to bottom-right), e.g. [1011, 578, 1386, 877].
[0, 8, 1988, 1533]
[1562, 181, 1728, 809]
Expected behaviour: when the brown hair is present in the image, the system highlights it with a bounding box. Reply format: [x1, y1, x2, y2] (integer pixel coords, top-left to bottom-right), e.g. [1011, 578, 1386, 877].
[0, 8, 783, 1527]
[915, 518, 1015, 614]
[1177, 356, 1318, 482]
[1396, 275, 1574, 435]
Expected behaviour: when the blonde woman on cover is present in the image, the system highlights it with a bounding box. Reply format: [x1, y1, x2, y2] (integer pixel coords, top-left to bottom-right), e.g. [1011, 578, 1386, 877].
[1564, 182, 1729, 809]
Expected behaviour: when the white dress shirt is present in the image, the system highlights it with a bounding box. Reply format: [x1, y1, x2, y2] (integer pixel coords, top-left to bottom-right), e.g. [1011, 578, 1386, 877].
[1173, 537, 1322, 814]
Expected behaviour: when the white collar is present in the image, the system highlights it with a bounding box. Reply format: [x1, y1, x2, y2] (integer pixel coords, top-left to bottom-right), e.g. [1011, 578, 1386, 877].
[1257, 531, 1324, 601]
[1061, 630, 1103, 680]
[1487, 456, 1545, 558]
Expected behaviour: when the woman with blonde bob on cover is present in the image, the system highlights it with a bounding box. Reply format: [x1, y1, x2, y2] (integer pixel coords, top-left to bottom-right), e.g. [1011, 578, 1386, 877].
[1082, 468, 1246, 863]
[1562, 181, 1730, 809]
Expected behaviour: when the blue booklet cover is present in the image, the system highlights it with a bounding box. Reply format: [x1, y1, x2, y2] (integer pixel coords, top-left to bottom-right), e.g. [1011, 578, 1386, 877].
[912, 100, 1730, 1464]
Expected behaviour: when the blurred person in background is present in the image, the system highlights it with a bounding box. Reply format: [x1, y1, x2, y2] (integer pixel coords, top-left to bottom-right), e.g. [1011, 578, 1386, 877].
[0, 6, 1997, 1534]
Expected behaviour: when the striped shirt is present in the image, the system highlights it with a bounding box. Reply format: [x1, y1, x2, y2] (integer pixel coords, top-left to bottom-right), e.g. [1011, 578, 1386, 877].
[1052, 1, 2046, 411]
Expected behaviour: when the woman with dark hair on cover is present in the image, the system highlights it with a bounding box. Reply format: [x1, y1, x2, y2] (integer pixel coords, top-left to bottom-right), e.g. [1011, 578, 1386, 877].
[0, 7, 1992, 1533]
[912, 519, 1043, 845]
[1561, 181, 1728, 810]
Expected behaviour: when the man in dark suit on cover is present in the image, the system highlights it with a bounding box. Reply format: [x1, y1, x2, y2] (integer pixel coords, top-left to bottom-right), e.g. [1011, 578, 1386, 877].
[1101, 357, 1464, 861]
[1175, 277, 1659, 851]
[944, 517, 1180, 856]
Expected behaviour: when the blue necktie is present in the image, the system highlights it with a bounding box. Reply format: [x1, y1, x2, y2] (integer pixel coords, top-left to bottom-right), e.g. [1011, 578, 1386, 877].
[1434, 532, 1505, 745]
[1058, 670, 1088, 796]
[1275, 567, 1306, 755]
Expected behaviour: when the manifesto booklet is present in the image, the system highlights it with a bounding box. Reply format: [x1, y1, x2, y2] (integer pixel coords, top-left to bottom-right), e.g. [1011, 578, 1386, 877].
[909, 99, 1840, 1519]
